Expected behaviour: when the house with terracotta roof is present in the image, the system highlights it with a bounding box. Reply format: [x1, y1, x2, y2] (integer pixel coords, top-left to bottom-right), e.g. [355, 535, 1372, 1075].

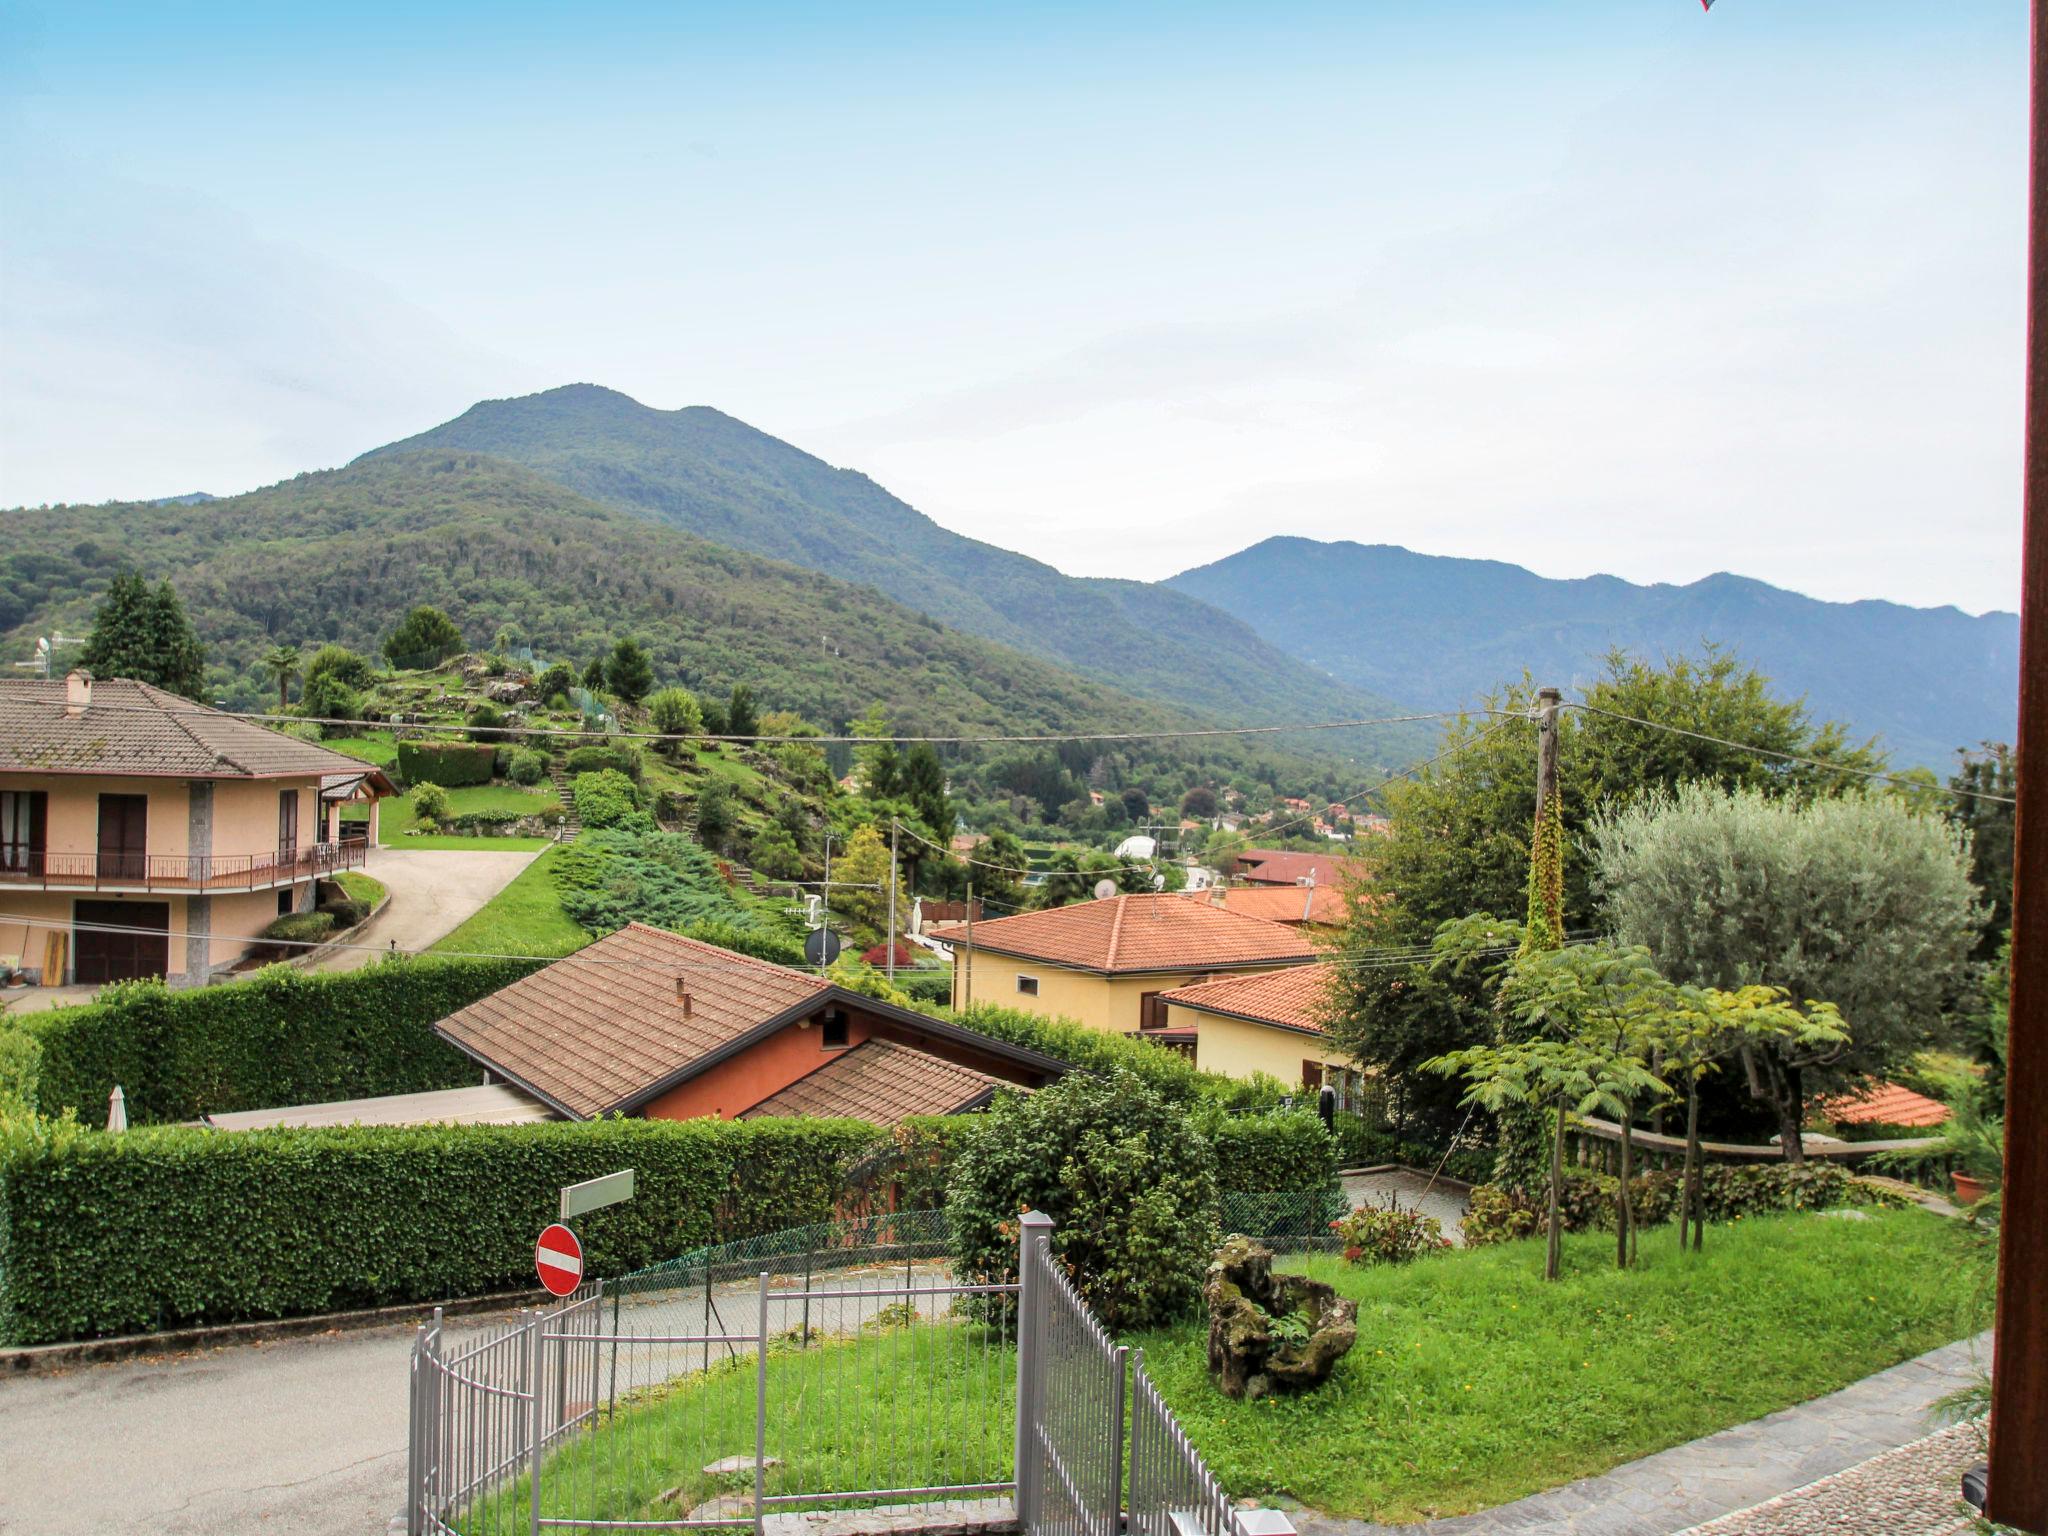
[1229, 847, 1367, 890]
[1154, 965, 1359, 1090]
[433, 923, 1067, 1124]
[1179, 883, 1347, 928]
[0, 670, 391, 986]
[931, 891, 1318, 1040]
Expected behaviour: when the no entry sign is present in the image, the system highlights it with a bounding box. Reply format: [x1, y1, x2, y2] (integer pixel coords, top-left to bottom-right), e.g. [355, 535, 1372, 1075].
[535, 1222, 584, 1296]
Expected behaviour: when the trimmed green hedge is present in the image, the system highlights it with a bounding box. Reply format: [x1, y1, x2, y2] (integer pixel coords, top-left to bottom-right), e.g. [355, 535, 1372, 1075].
[395, 740, 496, 788]
[1201, 1108, 1338, 1193]
[12, 957, 541, 1125]
[0, 1115, 879, 1344]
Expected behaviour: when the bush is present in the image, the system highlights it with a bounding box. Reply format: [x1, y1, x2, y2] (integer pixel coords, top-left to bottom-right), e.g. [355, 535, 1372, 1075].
[396, 740, 495, 788]
[508, 748, 549, 786]
[0, 1115, 878, 1344]
[549, 829, 796, 954]
[468, 702, 505, 743]
[317, 898, 371, 929]
[1332, 1201, 1451, 1265]
[1331, 1117, 1496, 1186]
[10, 956, 541, 1125]
[410, 781, 452, 826]
[304, 643, 375, 690]
[565, 744, 639, 780]
[1199, 1107, 1338, 1194]
[573, 769, 639, 830]
[647, 687, 705, 750]
[949, 1068, 1219, 1330]
[1459, 1162, 1902, 1246]
[261, 911, 336, 945]
[299, 669, 361, 730]
[747, 823, 805, 879]
[535, 662, 576, 702]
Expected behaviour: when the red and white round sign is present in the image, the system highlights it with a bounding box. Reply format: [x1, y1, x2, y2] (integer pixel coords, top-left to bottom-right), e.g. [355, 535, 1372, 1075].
[535, 1222, 584, 1296]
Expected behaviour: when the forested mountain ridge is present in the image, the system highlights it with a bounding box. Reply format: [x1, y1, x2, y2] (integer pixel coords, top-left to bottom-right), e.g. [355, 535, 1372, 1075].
[365, 384, 1402, 730]
[0, 453, 1396, 794]
[1168, 537, 2019, 770]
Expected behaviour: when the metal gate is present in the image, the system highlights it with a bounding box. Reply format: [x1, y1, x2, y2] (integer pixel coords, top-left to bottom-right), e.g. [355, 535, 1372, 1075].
[1014, 1211, 1126, 1536]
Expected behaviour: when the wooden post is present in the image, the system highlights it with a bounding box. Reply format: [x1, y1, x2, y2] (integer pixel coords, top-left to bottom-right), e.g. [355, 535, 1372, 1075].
[1991, 7, 2048, 1526]
[887, 820, 899, 983]
[1535, 686, 1562, 820]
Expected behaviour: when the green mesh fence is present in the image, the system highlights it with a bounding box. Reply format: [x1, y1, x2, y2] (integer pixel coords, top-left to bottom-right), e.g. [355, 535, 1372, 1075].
[1219, 1187, 1352, 1251]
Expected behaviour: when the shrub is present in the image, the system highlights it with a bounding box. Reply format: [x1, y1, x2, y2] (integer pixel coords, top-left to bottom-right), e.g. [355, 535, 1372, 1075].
[565, 743, 639, 780]
[748, 823, 805, 879]
[409, 781, 452, 825]
[0, 1115, 878, 1344]
[304, 643, 375, 690]
[535, 662, 576, 701]
[299, 670, 361, 729]
[1199, 1107, 1339, 1194]
[508, 748, 549, 786]
[549, 829, 796, 954]
[467, 702, 505, 743]
[573, 769, 639, 830]
[1331, 1117, 1496, 1185]
[261, 911, 336, 945]
[395, 740, 495, 788]
[1459, 1162, 1902, 1246]
[647, 687, 705, 750]
[949, 1068, 1219, 1330]
[316, 897, 371, 929]
[0, 1029, 40, 1118]
[1332, 1201, 1450, 1265]
[11, 956, 540, 1124]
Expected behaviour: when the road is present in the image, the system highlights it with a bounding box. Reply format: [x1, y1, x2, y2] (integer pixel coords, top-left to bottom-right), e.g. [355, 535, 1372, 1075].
[318, 847, 541, 968]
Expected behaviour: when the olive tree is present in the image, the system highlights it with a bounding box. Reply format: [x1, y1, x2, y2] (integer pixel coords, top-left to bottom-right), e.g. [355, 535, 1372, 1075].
[1592, 783, 1981, 1161]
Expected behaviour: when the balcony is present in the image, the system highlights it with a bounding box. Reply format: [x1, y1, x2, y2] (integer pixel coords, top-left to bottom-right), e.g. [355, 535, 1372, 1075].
[0, 842, 368, 894]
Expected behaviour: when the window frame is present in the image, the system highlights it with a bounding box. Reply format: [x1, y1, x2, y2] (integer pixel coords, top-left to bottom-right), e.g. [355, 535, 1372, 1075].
[1015, 974, 1040, 997]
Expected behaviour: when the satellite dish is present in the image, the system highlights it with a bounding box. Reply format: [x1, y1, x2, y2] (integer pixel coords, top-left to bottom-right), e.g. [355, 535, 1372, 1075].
[1092, 879, 1118, 901]
[803, 928, 844, 966]
[1152, 873, 1166, 891]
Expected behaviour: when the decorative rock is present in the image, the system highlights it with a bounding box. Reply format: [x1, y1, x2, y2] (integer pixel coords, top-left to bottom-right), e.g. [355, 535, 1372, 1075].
[703, 1454, 781, 1476]
[1204, 1236, 1357, 1400]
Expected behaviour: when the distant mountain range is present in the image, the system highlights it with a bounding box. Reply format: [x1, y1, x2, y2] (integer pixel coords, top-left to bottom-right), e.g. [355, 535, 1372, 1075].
[1168, 538, 2019, 769]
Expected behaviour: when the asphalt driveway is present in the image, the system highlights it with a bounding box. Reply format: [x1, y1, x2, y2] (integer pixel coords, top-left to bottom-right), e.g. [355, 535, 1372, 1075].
[318, 847, 540, 968]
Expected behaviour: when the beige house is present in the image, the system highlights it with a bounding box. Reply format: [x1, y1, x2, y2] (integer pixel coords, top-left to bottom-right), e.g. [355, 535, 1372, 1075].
[1156, 965, 1360, 1093]
[0, 671, 391, 986]
[936, 891, 1318, 1040]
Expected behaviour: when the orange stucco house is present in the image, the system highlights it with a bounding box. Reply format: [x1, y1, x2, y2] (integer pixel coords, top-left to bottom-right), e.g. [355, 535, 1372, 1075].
[0, 670, 391, 986]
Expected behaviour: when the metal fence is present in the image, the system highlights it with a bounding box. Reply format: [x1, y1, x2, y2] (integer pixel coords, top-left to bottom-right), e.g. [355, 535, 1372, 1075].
[408, 1205, 1313, 1536]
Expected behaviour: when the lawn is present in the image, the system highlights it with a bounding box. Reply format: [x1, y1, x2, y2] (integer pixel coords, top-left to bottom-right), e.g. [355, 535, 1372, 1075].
[428, 845, 590, 956]
[334, 871, 387, 908]
[347, 783, 562, 848]
[466, 1209, 1986, 1530]
[320, 733, 399, 767]
[1135, 1207, 1990, 1522]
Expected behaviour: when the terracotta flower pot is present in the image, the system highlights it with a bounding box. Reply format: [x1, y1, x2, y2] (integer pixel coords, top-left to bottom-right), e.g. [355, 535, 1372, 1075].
[1952, 1171, 1989, 1205]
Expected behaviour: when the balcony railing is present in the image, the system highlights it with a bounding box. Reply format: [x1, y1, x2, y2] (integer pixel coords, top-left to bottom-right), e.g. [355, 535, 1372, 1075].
[0, 842, 367, 894]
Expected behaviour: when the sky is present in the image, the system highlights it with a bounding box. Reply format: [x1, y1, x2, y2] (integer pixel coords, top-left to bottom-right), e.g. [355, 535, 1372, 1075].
[0, 1, 2026, 615]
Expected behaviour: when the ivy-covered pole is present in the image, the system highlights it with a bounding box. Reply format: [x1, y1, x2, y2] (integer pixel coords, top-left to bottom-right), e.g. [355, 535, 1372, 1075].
[1494, 688, 1567, 1193]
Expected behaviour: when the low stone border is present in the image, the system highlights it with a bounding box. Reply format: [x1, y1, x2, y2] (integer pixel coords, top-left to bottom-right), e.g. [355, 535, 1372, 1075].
[284, 884, 394, 971]
[0, 1285, 549, 1376]
[1673, 1419, 1984, 1536]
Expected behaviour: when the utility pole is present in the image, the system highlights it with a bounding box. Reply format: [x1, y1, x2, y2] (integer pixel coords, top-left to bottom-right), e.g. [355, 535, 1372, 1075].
[818, 832, 833, 975]
[962, 880, 975, 1010]
[887, 820, 900, 983]
[1535, 686, 1562, 820]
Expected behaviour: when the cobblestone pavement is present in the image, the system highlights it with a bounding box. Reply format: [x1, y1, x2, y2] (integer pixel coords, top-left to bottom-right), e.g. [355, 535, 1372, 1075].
[1673, 1420, 1983, 1536]
[1293, 1332, 1993, 1536]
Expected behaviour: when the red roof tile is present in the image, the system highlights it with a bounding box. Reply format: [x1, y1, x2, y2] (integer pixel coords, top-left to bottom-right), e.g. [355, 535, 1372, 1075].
[1158, 966, 1338, 1036]
[932, 892, 1317, 974]
[739, 1038, 1003, 1124]
[1820, 1081, 1953, 1129]
[1179, 885, 1347, 926]
[1230, 849, 1367, 889]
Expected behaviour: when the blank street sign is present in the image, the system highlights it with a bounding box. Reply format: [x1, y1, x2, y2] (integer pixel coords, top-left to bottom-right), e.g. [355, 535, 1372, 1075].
[560, 1167, 635, 1221]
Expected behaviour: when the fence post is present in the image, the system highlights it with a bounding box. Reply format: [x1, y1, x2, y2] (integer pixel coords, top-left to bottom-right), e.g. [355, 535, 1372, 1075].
[528, 1312, 545, 1536]
[406, 1325, 425, 1536]
[1109, 1343, 1129, 1534]
[754, 1271, 771, 1536]
[1014, 1210, 1054, 1531]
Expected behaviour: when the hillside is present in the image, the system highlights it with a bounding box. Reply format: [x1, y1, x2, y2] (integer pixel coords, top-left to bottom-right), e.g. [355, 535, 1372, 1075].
[1167, 538, 2020, 769]
[365, 384, 1403, 730]
[0, 453, 1396, 793]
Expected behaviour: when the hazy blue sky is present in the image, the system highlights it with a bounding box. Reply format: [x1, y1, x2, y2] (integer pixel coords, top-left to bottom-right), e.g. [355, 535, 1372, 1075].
[0, 1, 2024, 613]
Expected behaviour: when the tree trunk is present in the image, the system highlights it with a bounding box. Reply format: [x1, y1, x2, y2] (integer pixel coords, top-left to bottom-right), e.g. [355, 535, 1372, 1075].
[1545, 1099, 1568, 1282]
[1618, 1115, 1636, 1269]
[1753, 1048, 1807, 1165]
[1683, 1084, 1704, 1253]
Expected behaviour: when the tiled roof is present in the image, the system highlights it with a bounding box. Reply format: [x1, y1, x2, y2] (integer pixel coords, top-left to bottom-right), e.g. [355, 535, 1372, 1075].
[436, 923, 831, 1118]
[0, 676, 391, 784]
[739, 1038, 1004, 1124]
[1158, 966, 1338, 1036]
[932, 892, 1317, 974]
[1180, 885, 1347, 926]
[1231, 849, 1367, 889]
[1820, 1081, 1953, 1129]
[205, 1083, 556, 1131]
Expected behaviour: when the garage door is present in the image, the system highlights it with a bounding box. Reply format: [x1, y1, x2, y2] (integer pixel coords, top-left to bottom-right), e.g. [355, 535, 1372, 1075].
[74, 900, 170, 985]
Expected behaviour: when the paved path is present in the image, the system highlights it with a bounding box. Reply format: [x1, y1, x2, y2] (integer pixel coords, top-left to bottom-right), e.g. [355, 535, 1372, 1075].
[316, 846, 540, 969]
[1339, 1168, 1472, 1243]
[1673, 1420, 1982, 1536]
[1295, 1332, 1994, 1536]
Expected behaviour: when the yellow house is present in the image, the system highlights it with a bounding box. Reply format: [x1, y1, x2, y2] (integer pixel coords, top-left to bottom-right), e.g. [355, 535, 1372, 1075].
[1156, 965, 1363, 1095]
[0, 671, 392, 986]
[939, 890, 1318, 1039]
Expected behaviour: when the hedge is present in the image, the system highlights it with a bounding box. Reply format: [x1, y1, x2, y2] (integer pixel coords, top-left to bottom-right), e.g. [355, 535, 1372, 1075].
[395, 740, 497, 788]
[565, 744, 639, 781]
[0, 1115, 880, 1344]
[1460, 1162, 1905, 1246]
[11, 957, 542, 1125]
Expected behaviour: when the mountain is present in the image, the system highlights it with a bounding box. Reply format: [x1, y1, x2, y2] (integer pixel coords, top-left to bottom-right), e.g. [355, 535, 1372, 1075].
[0, 454, 1392, 792]
[365, 384, 1403, 732]
[1166, 538, 2019, 770]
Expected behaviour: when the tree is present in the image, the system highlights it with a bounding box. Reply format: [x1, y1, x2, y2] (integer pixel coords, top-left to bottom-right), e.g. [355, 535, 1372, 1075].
[1120, 786, 1151, 823]
[260, 644, 301, 711]
[1949, 743, 2015, 956]
[726, 683, 759, 740]
[79, 571, 207, 698]
[748, 822, 806, 880]
[1593, 782, 1982, 1160]
[850, 703, 902, 798]
[604, 639, 654, 705]
[831, 822, 908, 947]
[298, 669, 360, 730]
[382, 606, 463, 669]
[1180, 785, 1217, 820]
[573, 769, 640, 831]
[646, 687, 705, 753]
[535, 661, 577, 703]
[304, 643, 374, 691]
[693, 778, 738, 854]
[899, 744, 955, 840]
[581, 657, 607, 692]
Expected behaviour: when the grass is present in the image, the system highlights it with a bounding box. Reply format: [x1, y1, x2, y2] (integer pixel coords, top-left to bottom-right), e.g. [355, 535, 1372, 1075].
[348, 782, 563, 846]
[334, 871, 387, 907]
[428, 845, 589, 956]
[1134, 1207, 1990, 1522]
[459, 1210, 1986, 1530]
[320, 733, 399, 766]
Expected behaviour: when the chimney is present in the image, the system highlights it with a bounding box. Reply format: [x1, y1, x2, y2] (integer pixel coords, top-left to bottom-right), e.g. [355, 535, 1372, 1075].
[675, 975, 692, 1019]
[64, 668, 92, 717]
[1209, 882, 1229, 909]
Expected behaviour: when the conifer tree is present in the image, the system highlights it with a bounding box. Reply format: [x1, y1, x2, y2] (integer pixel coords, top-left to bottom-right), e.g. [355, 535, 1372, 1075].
[79, 571, 207, 698]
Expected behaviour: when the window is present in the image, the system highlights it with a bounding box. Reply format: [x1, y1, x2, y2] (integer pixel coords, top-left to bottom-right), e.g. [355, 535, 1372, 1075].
[0, 791, 46, 873]
[1302, 1061, 1324, 1091]
[278, 789, 299, 861]
[278, 888, 295, 917]
[820, 1011, 849, 1049]
[1016, 975, 1040, 997]
[1139, 991, 1167, 1030]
